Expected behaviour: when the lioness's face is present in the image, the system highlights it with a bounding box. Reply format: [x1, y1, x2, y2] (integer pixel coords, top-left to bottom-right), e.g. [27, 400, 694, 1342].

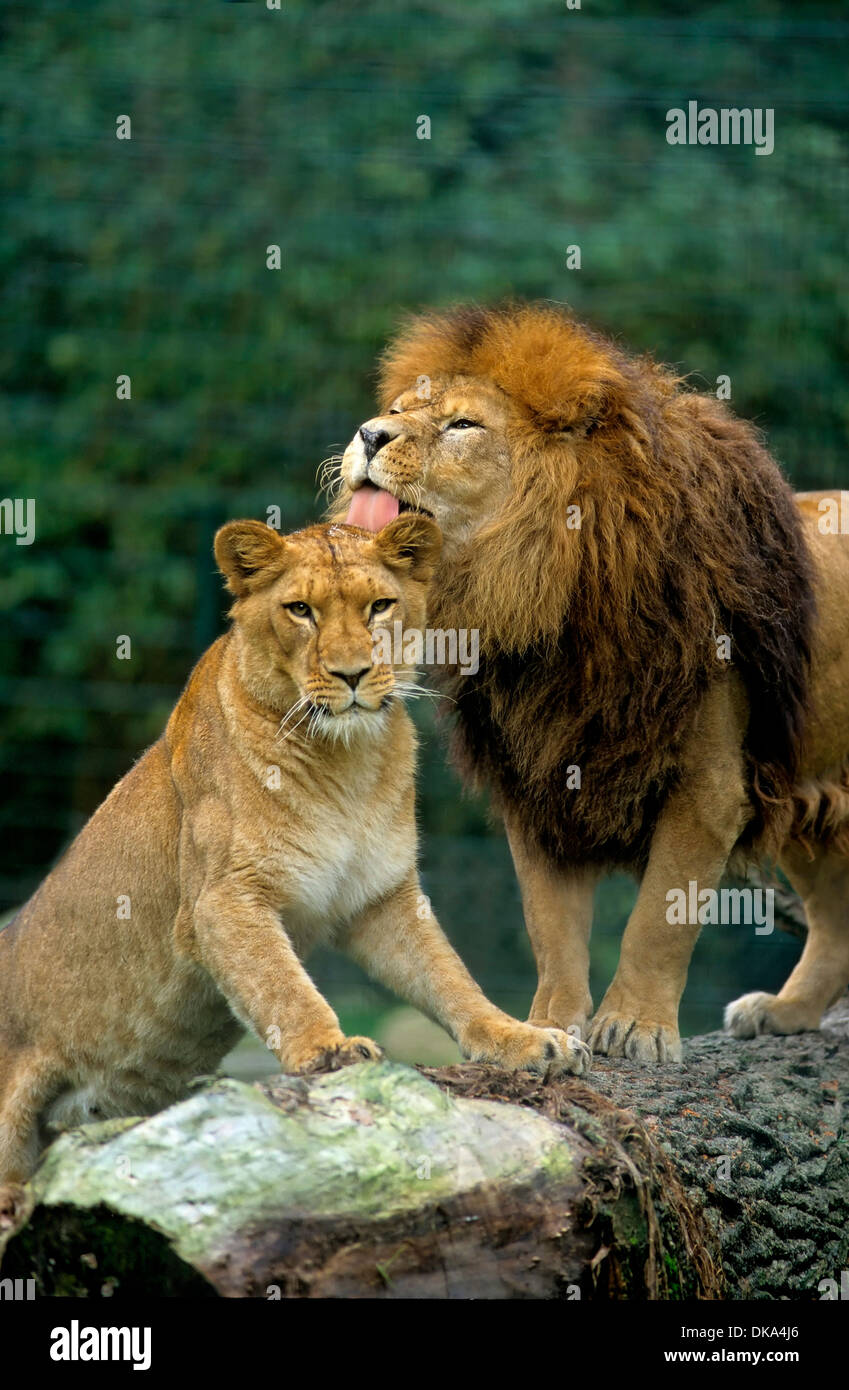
[267, 535, 416, 730]
[215, 517, 441, 741]
[338, 378, 516, 549]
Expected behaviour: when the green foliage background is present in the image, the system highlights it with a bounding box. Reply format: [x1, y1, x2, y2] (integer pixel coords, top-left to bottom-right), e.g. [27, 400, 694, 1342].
[2, 0, 846, 1043]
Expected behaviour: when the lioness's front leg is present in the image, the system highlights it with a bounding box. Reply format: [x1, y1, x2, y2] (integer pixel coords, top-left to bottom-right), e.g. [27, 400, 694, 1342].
[505, 812, 597, 1038]
[340, 871, 590, 1077]
[189, 877, 383, 1074]
[589, 680, 750, 1063]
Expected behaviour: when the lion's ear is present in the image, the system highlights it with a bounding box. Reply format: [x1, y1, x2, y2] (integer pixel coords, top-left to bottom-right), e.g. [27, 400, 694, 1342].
[214, 521, 289, 595]
[374, 513, 443, 583]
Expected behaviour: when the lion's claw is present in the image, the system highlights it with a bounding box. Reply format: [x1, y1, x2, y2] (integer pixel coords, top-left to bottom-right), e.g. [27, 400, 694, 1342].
[587, 1012, 682, 1063]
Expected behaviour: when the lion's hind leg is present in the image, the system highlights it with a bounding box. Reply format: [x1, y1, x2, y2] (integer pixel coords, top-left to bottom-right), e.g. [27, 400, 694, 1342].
[725, 843, 849, 1038]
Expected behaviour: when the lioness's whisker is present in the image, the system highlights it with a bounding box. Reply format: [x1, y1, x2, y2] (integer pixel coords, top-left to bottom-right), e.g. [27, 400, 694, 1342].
[276, 698, 316, 744]
[306, 706, 328, 741]
[394, 682, 455, 704]
[276, 695, 310, 731]
[277, 695, 309, 731]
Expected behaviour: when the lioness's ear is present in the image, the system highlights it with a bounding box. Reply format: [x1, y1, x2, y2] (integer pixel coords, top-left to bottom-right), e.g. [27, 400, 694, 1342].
[214, 520, 288, 596]
[374, 513, 443, 583]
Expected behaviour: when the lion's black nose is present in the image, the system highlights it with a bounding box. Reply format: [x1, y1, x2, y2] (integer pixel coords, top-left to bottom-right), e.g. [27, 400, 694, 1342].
[360, 426, 393, 463]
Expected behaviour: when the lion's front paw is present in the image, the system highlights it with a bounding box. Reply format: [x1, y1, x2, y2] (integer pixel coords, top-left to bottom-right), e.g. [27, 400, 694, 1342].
[724, 992, 820, 1039]
[291, 1033, 384, 1074]
[588, 1012, 682, 1063]
[465, 1019, 591, 1078]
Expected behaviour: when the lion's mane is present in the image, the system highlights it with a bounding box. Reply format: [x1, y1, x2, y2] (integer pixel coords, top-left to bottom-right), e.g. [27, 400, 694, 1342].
[378, 302, 816, 867]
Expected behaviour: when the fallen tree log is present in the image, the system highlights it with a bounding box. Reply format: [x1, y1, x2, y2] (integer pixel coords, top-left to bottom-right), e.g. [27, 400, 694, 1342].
[2, 997, 846, 1300]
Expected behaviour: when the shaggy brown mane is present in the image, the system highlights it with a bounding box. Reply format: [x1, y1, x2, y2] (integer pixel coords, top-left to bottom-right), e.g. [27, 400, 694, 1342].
[379, 302, 816, 867]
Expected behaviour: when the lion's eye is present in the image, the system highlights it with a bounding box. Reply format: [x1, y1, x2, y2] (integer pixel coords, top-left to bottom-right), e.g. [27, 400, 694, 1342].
[370, 598, 394, 617]
[445, 418, 482, 431]
[284, 601, 312, 619]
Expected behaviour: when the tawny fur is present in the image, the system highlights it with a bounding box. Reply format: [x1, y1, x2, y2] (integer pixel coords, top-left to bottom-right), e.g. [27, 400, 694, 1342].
[0, 514, 588, 1218]
[335, 301, 849, 1062]
[377, 302, 815, 864]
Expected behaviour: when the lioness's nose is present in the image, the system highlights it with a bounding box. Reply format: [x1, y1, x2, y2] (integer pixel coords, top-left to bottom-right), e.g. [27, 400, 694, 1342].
[329, 666, 371, 690]
[360, 425, 394, 463]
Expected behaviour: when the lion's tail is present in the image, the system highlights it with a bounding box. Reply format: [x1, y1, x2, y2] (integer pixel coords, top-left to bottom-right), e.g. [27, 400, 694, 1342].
[787, 762, 849, 858]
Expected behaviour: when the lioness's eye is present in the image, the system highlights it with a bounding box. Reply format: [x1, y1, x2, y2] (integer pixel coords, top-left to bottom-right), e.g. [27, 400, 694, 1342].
[370, 598, 394, 616]
[445, 418, 482, 431]
[284, 601, 312, 619]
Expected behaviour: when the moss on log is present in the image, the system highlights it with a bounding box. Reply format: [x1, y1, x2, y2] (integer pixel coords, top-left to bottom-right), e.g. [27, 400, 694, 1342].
[2, 1000, 846, 1299]
[1, 1061, 715, 1298]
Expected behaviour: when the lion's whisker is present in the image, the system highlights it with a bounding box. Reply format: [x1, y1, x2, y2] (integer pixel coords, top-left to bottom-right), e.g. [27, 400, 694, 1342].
[316, 453, 344, 490]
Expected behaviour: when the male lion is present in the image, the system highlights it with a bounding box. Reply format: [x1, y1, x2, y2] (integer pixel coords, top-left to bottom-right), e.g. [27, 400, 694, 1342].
[0, 514, 587, 1218]
[336, 301, 849, 1063]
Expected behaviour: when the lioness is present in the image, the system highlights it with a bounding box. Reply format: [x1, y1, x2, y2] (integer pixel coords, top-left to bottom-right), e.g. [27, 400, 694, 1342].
[0, 514, 588, 1214]
[335, 302, 849, 1063]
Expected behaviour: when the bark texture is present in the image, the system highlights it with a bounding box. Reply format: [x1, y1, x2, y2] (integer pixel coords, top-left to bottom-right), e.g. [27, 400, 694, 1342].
[1, 998, 846, 1300]
[583, 992, 849, 1299]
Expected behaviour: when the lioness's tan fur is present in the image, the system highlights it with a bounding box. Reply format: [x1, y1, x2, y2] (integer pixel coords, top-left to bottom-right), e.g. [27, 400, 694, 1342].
[0, 515, 587, 1220]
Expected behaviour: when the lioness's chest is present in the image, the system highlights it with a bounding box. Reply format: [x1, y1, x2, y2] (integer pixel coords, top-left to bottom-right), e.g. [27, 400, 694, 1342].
[257, 766, 416, 952]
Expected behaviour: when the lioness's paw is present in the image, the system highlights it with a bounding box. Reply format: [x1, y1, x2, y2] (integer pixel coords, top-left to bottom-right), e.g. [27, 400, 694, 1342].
[328, 1035, 385, 1068]
[528, 1014, 588, 1038]
[588, 1012, 682, 1064]
[465, 1020, 591, 1078]
[724, 992, 820, 1039]
[293, 1034, 384, 1074]
[0, 1182, 30, 1232]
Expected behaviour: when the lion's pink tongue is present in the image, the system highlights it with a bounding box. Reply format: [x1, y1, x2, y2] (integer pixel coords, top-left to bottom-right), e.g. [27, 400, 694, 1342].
[344, 484, 400, 532]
